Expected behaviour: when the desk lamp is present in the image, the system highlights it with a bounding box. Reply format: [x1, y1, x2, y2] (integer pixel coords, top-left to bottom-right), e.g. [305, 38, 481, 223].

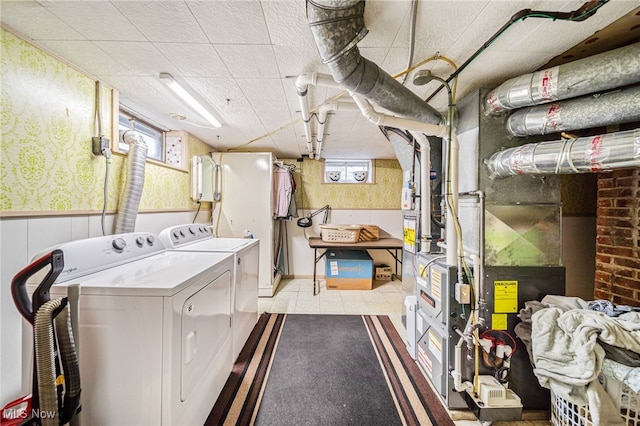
[297, 204, 330, 228]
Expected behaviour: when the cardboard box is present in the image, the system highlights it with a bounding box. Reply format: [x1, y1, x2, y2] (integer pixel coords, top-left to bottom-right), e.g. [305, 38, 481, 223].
[358, 225, 380, 241]
[375, 264, 392, 281]
[325, 249, 373, 290]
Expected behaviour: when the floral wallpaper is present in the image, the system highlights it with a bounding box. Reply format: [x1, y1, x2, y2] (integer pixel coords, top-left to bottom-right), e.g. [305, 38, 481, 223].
[288, 158, 402, 210]
[1, 28, 211, 215]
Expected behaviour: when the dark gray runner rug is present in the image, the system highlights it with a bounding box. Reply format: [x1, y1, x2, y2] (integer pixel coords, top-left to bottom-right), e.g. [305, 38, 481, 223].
[205, 313, 454, 426]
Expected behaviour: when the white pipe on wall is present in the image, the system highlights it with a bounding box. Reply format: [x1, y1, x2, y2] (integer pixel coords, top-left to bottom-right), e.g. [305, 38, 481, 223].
[410, 131, 431, 253]
[351, 94, 459, 265]
[316, 100, 359, 159]
[446, 134, 459, 268]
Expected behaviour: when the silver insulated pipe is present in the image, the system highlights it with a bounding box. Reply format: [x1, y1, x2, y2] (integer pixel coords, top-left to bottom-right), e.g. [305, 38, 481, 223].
[486, 128, 640, 178]
[507, 84, 640, 136]
[485, 42, 640, 114]
[115, 130, 148, 234]
[306, 0, 442, 125]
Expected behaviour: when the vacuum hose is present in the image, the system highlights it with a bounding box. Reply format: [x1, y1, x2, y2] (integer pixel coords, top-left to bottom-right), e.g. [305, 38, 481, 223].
[55, 301, 82, 424]
[34, 298, 82, 426]
[34, 299, 64, 426]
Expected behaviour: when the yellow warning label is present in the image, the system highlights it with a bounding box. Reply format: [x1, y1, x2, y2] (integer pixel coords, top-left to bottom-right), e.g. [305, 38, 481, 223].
[494, 280, 518, 313]
[492, 314, 508, 330]
[404, 227, 415, 245]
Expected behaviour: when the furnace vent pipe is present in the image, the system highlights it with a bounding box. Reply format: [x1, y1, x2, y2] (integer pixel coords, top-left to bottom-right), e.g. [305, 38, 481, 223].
[295, 72, 341, 158]
[486, 128, 640, 178]
[306, 0, 442, 125]
[352, 94, 459, 267]
[410, 131, 432, 253]
[485, 42, 640, 114]
[316, 99, 359, 159]
[507, 84, 640, 136]
[115, 130, 148, 234]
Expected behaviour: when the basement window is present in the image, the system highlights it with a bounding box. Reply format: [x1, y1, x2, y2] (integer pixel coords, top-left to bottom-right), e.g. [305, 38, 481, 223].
[114, 109, 187, 170]
[323, 159, 373, 184]
[117, 110, 164, 162]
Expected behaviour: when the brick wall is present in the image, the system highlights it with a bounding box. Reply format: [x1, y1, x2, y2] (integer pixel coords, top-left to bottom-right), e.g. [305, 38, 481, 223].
[594, 168, 640, 305]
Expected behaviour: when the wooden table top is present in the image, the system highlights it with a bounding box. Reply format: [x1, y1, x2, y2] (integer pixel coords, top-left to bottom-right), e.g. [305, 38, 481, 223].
[308, 237, 403, 249]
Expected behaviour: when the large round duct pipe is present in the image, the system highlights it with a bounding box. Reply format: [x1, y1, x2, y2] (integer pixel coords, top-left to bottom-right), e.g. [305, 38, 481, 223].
[115, 131, 148, 234]
[485, 42, 640, 114]
[507, 84, 640, 136]
[486, 128, 640, 178]
[306, 0, 442, 125]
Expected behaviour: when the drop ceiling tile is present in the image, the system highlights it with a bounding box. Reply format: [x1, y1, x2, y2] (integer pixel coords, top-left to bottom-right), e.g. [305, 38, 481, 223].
[41, 1, 146, 42]
[402, 1, 488, 53]
[94, 41, 179, 76]
[0, 1, 84, 40]
[263, 0, 313, 47]
[359, 0, 410, 48]
[253, 99, 295, 132]
[236, 78, 288, 103]
[36, 40, 130, 77]
[113, 2, 209, 43]
[155, 43, 230, 78]
[187, 0, 270, 44]
[216, 44, 279, 79]
[273, 44, 327, 78]
[186, 77, 248, 115]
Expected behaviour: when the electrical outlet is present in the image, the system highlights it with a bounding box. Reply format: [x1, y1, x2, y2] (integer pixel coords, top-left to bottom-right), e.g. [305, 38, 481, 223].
[92, 136, 110, 156]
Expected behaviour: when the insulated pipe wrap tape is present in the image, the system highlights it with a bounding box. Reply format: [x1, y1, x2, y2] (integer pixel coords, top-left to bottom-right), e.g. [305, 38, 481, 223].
[486, 128, 640, 177]
[485, 42, 640, 114]
[507, 84, 640, 136]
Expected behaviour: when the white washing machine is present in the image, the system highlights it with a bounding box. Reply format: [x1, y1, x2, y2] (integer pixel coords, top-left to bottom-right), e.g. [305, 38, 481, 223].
[25, 232, 235, 426]
[159, 224, 259, 361]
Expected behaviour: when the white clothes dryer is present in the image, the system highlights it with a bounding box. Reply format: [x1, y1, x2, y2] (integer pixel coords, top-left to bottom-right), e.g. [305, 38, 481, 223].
[24, 232, 235, 426]
[159, 224, 259, 361]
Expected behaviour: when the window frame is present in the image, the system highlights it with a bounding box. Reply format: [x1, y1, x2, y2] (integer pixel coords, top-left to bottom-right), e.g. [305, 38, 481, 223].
[112, 105, 188, 172]
[322, 159, 375, 184]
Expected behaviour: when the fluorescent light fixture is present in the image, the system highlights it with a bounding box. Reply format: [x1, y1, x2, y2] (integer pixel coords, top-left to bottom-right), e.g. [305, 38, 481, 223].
[159, 72, 222, 128]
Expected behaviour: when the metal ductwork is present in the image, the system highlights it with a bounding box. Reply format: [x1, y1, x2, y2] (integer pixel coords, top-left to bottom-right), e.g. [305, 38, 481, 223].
[485, 42, 640, 115]
[115, 130, 148, 234]
[486, 128, 640, 178]
[306, 0, 442, 125]
[506, 84, 640, 136]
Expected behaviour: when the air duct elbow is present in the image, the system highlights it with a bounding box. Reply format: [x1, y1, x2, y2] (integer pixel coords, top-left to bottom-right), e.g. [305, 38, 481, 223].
[306, 0, 442, 125]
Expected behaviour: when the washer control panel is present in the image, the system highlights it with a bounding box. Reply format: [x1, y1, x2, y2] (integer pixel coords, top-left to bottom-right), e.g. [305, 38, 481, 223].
[31, 232, 165, 283]
[159, 224, 212, 248]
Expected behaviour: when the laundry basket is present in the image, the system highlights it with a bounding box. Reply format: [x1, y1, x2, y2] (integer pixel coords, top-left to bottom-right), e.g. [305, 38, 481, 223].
[550, 374, 639, 425]
[319, 225, 362, 243]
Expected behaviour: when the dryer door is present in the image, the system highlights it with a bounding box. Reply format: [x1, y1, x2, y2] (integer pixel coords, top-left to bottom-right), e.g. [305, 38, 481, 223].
[181, 270, 232, 402]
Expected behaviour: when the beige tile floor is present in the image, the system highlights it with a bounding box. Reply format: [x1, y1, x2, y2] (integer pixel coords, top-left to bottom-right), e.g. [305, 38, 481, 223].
[258, 277, 551, 426]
